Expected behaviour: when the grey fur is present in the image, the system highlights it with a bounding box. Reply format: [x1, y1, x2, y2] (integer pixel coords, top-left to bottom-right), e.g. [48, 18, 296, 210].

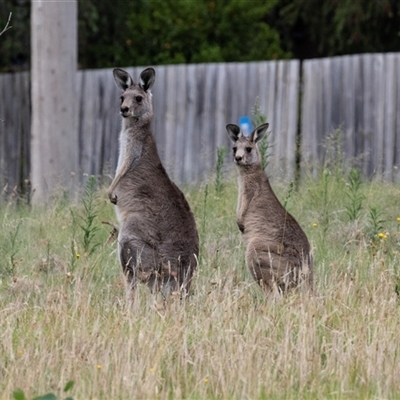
[226, 123, 313, 295]
[108, 68, 199, 298]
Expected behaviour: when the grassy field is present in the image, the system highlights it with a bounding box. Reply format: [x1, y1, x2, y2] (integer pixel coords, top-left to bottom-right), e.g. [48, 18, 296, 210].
[1, 164, 400, 399]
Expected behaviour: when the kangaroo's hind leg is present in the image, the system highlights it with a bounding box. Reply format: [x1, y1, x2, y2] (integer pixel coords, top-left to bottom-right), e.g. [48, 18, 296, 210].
[159, 260, 179, 300]
[160, 253, 197, 300]
[246, 242, 296, 294]
[118, 236, 161, 292]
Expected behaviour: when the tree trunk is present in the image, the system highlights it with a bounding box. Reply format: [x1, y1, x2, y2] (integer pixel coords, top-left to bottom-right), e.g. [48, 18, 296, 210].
[31, 0, 78, 203]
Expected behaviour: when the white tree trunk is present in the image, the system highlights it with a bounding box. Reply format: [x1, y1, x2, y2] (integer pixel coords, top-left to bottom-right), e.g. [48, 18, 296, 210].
[31, 0, 78, 203]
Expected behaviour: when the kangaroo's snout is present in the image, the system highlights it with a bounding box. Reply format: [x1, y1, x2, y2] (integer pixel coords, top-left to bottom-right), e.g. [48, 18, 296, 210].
[235, 156, 243, 163]
[120, 106, 129, 116]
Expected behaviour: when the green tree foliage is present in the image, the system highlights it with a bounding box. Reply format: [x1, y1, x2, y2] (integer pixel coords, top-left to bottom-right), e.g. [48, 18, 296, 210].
[1, 0, 400, 72]
[274, 0, 400, 59]
[79, 0, 288, 68]
[77, 0, 126, 69]
[1, 0, 286, 71]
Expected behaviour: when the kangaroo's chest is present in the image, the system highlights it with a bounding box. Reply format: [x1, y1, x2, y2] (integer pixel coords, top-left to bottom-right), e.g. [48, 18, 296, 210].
[237, 177, 260, 216]
[236, 180, 256, 233]
[116, 132, 144, 176]
[236, 182, 281, 236]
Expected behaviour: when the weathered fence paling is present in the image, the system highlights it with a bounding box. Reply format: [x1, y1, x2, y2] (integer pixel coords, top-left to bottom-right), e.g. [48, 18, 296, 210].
[1, 55, 400, 195]
[301, 53, 400, 181]
[0, 71, 30, 194]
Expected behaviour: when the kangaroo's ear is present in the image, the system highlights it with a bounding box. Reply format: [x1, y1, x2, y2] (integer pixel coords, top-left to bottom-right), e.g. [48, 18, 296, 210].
[113, 68, 134, 91]
[226, 124, 242, 143]
[252, 123, 269, 143]
[139, 68, 156, 92]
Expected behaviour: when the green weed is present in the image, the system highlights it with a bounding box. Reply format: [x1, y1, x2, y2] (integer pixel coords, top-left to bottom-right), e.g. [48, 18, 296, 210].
[366, 205, 386, 243]
[324, 128, 344, 177]
[320, 168, 332, 235]
[344, 168, 365, 221]
[215, 146, 227, 194]
[251, 97, 265, 127]
[78, 176, 101, 256]
[0, 219, 22, 276]
[251, 96, 271, 171]
[13, 381, 74, 400]
[283, 180, 294, 210]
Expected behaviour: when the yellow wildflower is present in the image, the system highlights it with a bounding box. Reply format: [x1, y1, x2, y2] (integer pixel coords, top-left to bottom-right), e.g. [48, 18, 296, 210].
[397, 217, 400, 222]
[378, 232, 387, 239]
[203, 378, 209, 383]
[312, 223, 318, 227]
[97, 364, 102, 370]
[76, 253, 80, 259]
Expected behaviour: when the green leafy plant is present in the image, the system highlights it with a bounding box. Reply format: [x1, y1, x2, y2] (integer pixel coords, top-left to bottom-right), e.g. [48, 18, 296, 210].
[344, 168, 365, 221]
[69, 209, 78, 273]
[201, 184, 209, 239]
[320, 168, 332, 235]
[198, 183, 209, 265]
[324, 129, 344, 178]
[366, 206, 386, 242]
[283, 180, 294, 210]
[215, 146, 227, 194]
[13, 380, 74, 400]
[251, 96, 267, 128]
[78, 176, 101, 256]
[0, 219, 22, 276]
[8, 220, 22, 275]
[394, 282, 400, 299]
[251, 97, 271, 171]
[258, 132, 272, 172]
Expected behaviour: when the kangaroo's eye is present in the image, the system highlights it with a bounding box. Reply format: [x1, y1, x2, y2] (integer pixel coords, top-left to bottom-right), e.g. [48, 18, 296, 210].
[232, 147, 237, 154]
[120, 96, 124, 104]
[245, 147, 252, 153]
[136, 96, 143, 103]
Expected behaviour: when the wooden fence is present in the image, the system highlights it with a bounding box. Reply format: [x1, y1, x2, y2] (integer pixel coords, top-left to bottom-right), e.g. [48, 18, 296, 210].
[75, 61, 300, 186]
[0, 71, 31, 195]
[302, 53, 400, 181]
[1, 55, 400, 195]
[0, 60, 300, 193]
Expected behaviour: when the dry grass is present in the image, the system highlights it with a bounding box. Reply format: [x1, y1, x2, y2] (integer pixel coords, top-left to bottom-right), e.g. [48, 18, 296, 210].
[1, 170, 400, 399]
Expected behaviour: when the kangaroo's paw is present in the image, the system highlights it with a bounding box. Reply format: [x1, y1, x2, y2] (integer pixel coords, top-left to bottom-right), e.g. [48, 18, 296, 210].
[108, 190, 118, 205]
[102, 221, 119, 244]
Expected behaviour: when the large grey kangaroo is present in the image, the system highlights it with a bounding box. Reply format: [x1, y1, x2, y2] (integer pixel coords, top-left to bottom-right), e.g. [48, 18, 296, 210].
[108, 67, 199, 298]
[226, 123, 313, 294]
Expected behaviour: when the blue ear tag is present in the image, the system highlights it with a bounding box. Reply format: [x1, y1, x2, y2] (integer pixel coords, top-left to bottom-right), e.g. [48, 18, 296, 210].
[239, 116, 251, 137]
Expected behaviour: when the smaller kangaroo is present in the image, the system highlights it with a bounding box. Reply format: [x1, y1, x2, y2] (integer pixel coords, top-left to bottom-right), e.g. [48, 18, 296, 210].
[109, 67, 199, 298]
[226, 123, 313, 294]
